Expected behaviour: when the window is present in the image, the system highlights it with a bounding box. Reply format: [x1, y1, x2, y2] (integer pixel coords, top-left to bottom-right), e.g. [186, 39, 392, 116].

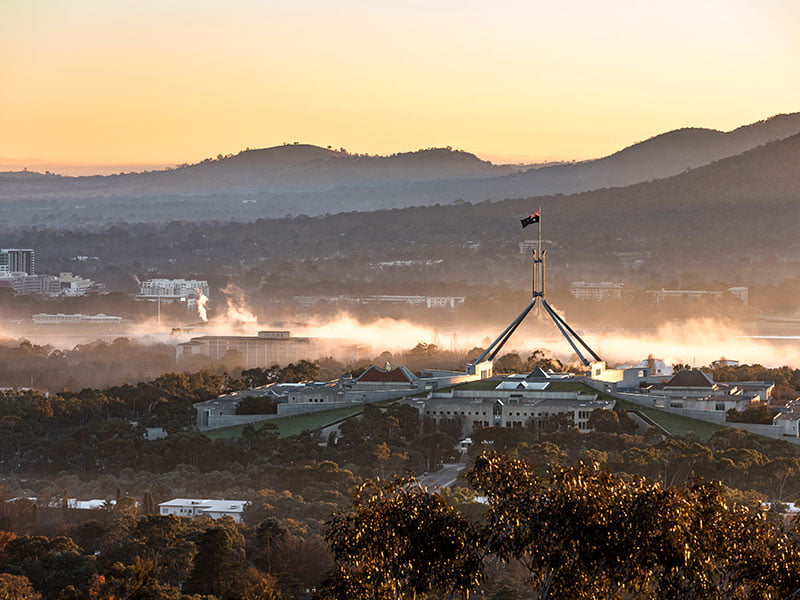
[715, 403, 725, 411]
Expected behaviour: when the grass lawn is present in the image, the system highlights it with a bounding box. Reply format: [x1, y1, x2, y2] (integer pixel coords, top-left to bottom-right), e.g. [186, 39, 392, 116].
[450, 379, 504, 391]
[203, 398, 398, 440]
[615, 398, 727, 440]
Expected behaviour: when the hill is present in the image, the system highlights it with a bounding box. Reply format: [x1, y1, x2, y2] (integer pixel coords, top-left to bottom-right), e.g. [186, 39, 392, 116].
[0, 113, 799, 227]
[0, 145, 518, 199]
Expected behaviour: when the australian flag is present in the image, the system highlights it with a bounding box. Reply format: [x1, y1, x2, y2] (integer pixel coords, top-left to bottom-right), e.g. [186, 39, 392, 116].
[520, 211, 540, 228]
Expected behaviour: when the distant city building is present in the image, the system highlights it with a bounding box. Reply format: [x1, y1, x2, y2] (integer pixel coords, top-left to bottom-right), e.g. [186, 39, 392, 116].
[138, 278, 209, 299]
[291, 294, 465, 309]
[518, 240, 555, 254]
[0, 248, 35, 275]
[569, 281, 624, 300]
[177, 330, 368, 367]
[373, 259, 444, 268]
[646, 287, 749, 303]
[0, 272, 101, 297]
[56, 272, 100, 296]
[712, 358, 741, 368]
[614, 251, 651, 270]
[0, 274, 58, 295]
[727, 287, 749, 304]
[32, 313, 123, 324]
[158, 498, 246, 523]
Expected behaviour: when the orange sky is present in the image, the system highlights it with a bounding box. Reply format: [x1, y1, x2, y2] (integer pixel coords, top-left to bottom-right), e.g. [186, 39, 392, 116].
[1, 0, 799, 172]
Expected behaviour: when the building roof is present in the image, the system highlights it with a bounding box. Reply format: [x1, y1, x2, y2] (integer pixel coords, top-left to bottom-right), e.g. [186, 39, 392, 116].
[357, 365, 417, 383]
[180, 335, 310, 343]
[665, 369, 715, 388]
[495, 380, 550, 391]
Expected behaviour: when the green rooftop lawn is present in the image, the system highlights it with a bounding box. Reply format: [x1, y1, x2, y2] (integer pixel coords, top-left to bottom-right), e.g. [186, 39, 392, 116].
[614, 398, 727, 440]
[450, 379, 504, 391]
[203, 399, 397, 440]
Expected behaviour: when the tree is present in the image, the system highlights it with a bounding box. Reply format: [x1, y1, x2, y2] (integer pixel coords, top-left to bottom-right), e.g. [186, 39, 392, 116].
[587, 408, 637, 434]
[0, 574, 41, 600]
[410, 432, 456, 472]
[184, 527, 247, 600]
[465, 452, 800, 599]
[1, 536, 96, 600]
[89, 557, 180, 600]
[726, 404, 774, 424]
[130, 515, 195, 589]
[324, 476, 482, 600]
[141, 491, 156, 516]
[248, 519, 286, 574]
[494, 353, 525, 374]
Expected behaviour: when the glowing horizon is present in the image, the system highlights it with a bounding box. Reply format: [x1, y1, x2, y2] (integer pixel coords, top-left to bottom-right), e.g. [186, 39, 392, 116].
[2, 0, 799, 171]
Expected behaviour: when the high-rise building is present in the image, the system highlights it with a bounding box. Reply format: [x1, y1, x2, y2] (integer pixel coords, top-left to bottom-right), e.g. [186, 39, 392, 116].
[0, 249, 35, 275]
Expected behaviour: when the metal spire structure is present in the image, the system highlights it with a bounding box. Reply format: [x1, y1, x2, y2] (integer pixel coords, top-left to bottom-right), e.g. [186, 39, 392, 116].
[466, 208, 602, 378]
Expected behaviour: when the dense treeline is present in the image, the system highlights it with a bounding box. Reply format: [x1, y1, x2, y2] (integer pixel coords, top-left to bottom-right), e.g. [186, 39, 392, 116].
[0, 512, 323, 599]
[0, 337, 350, 391]
[325, 455, 800, 600]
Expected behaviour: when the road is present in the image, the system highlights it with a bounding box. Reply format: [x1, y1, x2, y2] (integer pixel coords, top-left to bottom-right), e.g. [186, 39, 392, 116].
[419, 463, 466, 489]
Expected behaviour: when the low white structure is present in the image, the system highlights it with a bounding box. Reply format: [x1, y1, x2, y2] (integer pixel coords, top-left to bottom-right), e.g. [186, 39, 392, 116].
[158, 498, 247, 522]
[177, 330, 368, 367]
[291, 294, 465, 309]
[67, 499, 115, 510]
[569, 281, 623, 300]
[32, 313, 122, 324]
[646, 287, 749, 303]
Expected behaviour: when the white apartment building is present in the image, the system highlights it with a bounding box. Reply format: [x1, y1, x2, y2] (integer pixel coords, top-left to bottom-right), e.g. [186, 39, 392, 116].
[0, 249, 35, 275]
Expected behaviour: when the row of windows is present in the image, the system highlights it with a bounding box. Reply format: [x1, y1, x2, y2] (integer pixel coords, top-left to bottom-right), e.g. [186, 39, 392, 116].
[426, 409, 575, 418]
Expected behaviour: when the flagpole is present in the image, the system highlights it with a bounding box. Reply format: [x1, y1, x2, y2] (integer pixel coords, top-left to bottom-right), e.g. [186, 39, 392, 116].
[537, 206, 542, 266]
[537, 206, 542, 314]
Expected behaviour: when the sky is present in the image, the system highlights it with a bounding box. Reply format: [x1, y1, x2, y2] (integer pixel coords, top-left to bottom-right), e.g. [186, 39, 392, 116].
[1, 0, 799, 173]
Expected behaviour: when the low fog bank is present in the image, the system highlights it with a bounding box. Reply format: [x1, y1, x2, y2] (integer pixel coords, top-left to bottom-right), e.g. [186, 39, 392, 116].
[2, 307, 800, 392]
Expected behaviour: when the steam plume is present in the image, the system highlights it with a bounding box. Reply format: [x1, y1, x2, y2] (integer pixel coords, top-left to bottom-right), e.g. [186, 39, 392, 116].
[196, 289, 209, 322]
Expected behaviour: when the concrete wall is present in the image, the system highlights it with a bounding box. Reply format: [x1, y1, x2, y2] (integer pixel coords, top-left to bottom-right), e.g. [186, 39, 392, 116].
[344, 388, 420, 403]
[199, 413, 278, 431]
[277, 401, 356, 416]
[616, 392, 659, 408]
[441, 390, 597, 401]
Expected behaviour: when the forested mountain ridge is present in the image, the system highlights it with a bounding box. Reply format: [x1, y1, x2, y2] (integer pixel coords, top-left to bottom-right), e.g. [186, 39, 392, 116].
[0, 113, 798, 227]
[0, 145, 520, 198]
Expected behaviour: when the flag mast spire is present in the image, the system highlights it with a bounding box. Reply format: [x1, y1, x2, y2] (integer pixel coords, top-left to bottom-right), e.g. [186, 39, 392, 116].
[466, 206, 602, 377]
